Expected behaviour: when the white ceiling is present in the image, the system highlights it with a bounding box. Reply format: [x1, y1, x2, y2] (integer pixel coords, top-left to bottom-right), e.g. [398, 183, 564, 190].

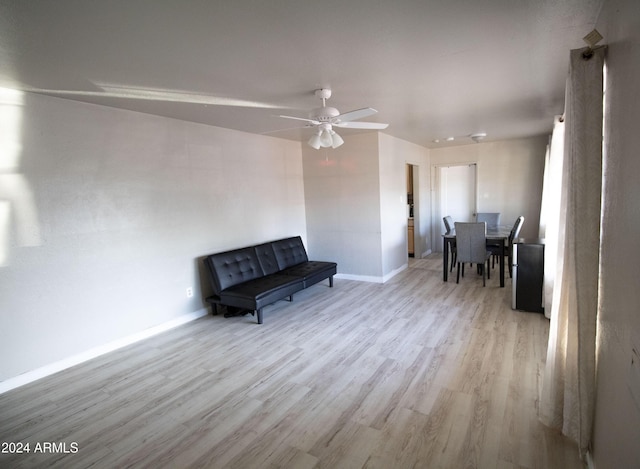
[0, 0, 603, 148]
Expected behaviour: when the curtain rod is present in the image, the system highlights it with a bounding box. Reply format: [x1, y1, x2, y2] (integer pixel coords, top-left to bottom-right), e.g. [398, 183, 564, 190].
[582, 44, 606, 61]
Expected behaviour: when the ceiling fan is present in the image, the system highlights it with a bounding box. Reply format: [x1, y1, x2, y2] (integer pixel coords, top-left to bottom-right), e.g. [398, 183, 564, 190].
[278, 88, 389, 149]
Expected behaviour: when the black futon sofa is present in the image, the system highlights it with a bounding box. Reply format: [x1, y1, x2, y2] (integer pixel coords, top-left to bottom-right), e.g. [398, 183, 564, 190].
[204, 236, 337, 324]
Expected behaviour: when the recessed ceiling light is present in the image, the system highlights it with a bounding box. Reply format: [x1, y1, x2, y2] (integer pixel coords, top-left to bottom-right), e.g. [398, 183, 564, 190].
[470, 132, 487, 143]
[433, 132, 488, 144]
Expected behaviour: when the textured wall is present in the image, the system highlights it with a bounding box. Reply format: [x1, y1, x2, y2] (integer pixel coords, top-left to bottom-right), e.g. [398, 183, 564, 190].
[378, 133, 430, 274]
[302, 132, 429, 281]
[0, 92, 305, 381]
[302, 133, 384, 279]
[592, 0, 640, 466]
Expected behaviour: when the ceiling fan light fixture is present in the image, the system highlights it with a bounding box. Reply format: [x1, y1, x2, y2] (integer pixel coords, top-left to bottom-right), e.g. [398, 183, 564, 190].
[308, 132, 322, 149]
[319, 129, 333, 147]
[330, 131, 344, 148]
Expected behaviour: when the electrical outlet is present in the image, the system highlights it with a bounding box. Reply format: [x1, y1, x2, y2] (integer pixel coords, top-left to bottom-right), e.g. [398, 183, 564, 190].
[186, 287, 193, 298]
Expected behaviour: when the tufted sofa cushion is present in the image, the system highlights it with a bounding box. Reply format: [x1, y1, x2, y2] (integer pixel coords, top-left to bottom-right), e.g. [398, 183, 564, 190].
[205, 247, 264, 294]
[253, 242, 280, 275]
[272, 236, 309, 270]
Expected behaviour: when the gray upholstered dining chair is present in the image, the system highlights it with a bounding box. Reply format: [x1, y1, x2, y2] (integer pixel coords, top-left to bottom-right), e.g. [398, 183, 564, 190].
[488, 216, 525, 276]
[454, 222, 492, 286]
[476, 212, 501, 230]
[443, 216, 456, 272]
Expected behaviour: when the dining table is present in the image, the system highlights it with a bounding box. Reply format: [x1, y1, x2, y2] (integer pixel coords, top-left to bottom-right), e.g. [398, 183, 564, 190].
[442, 226, 512, 287]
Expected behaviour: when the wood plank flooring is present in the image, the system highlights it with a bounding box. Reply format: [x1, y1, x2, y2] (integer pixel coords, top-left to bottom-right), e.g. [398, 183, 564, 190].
[0, 256, 584, 468]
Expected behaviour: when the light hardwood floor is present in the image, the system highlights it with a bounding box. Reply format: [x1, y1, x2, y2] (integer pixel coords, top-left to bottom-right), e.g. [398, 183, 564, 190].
[0, 256, 584, 468]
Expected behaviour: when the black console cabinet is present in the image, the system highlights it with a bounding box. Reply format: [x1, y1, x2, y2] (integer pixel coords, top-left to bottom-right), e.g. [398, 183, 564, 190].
[512, 238, 545, 314]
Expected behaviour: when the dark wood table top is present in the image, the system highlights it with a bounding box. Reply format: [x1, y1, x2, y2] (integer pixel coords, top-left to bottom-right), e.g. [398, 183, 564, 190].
[443, 226, 512, 240]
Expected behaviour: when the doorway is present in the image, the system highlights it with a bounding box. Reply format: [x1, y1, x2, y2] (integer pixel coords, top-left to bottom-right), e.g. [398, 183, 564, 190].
[432, 163, 477, 252]
[406, 164, 418, 258]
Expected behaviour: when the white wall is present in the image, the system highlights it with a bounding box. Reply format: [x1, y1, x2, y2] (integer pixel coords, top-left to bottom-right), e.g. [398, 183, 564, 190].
[0, 92, 305, 382]
[302, 132, 430, 282]
[429, 136, 547, 247]
[378, 133, 430, 276]
[592, 0, 640, 466]
[302, 132, 384, 280]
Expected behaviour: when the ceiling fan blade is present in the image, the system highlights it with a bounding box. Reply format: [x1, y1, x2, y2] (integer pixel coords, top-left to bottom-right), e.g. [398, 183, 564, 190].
[279, 114, 320, 125]
[335, 107, 378, 122]
[334, 121, 389, 129]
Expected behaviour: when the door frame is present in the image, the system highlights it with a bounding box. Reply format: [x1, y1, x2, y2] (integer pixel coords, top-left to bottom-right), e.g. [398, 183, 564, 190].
[406, 163, 419, 258]
[431, 162, 478, 252]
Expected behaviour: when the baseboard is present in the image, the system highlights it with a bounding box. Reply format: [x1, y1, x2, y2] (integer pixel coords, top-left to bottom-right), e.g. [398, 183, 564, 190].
[335, 263, 408, 284]
[335, 273, 385, 283]
[0, 308, 209, 395]
[383, 263, 408, 282]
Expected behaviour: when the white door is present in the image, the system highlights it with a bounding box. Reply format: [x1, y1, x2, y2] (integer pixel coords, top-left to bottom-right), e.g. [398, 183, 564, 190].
[434, 164, 477, 252]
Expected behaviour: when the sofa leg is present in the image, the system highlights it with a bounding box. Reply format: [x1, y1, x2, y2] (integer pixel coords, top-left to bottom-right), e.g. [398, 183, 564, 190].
[256, 308, 263, 324]
[206, 297, 220, 315]
[329, 276, 334, 287]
